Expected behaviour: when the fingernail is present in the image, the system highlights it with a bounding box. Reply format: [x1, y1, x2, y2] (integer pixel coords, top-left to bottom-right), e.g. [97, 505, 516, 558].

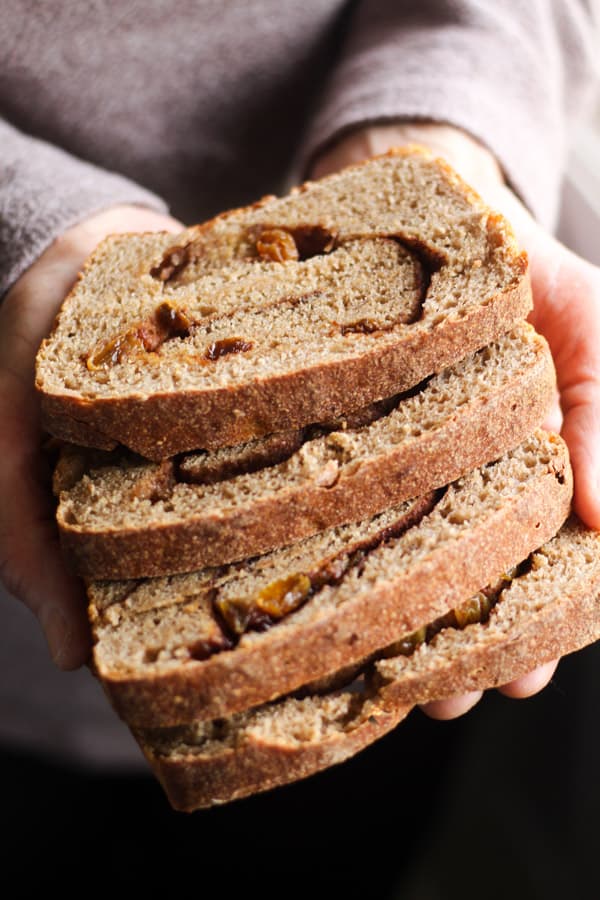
[39, 606, 70, 667]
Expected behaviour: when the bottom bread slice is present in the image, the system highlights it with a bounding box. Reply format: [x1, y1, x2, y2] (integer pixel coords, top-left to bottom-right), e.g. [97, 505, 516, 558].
[136, 517, 600, 811]
[137, 686, 411, 812]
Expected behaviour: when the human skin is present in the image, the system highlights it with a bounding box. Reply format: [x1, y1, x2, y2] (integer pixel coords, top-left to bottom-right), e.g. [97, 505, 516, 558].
[1, 125, 599, 722]
[0, 206, 183, 668]
[313, 123, 600, 717]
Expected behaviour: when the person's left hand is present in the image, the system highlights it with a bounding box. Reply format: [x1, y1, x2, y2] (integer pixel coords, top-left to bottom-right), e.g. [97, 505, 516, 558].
[310, 122, 600, 719]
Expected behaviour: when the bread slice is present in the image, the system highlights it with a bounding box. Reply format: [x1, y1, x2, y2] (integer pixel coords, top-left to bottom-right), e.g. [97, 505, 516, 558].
[36, 147, 531, 460]
[137, 680, 412, 812]
[55, 325, 554, 579]
[89, 431, 572, 728]
[134, 517, 600, 812]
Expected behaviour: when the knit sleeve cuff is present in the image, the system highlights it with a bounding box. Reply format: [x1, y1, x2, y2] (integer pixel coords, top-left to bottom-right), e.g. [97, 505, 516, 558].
[0, 121, 168, 297]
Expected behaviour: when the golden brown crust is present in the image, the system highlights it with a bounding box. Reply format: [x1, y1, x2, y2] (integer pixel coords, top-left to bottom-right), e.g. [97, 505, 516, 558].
[137, 699, 410, 812]
[97, 446, 572, 728]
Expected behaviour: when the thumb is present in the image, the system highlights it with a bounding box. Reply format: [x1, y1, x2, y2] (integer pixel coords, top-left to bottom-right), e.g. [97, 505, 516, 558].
[560, 373, 600, 530]
[551, 263, 600, 530]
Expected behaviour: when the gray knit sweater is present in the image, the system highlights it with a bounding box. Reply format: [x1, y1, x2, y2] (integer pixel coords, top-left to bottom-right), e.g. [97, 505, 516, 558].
[0, 0, 597, 299]
[0, 0, 597, 767]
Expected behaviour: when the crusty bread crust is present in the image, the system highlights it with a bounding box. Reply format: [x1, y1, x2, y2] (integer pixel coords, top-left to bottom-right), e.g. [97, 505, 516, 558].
[138, 695, 410, 812]
[36, 147, 531, 460]
[56, 325, 554, 579]
[96, 436, 572, 728]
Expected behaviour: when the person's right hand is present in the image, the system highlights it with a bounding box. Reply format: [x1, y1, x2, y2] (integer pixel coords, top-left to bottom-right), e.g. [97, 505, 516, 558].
[0, 205, 184, 669]
[312, 122, 600, 719]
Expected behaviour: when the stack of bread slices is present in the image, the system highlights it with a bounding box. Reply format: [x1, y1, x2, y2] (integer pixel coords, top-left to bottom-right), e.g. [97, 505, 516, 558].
[36, 148, 600, 811]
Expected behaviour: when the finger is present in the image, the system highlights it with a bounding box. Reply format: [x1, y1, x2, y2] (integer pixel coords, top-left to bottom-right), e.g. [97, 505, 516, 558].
[0, 357, 89, 669]
[528, 252, 600, 530]
[541, 391, 563, 434]
[419, 690, 483, 720]
[561, 379, 600, 529]
[498, 659, 559, 699]
[0, 429, 90, 670]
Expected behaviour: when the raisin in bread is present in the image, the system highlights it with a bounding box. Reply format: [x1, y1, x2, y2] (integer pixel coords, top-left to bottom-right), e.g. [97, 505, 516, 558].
[54, 324, 554, 579]
[89, 431, 572, 728]
[135, 517, 600, 811]
[36, 147, 531, 460]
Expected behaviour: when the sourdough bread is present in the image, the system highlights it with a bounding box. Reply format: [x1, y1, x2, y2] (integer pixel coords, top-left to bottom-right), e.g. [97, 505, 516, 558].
[36, 147, 531, 459]
[55, 324, 554, 578]
[135, 517, 600, 812]
[89, 431, 572, 728]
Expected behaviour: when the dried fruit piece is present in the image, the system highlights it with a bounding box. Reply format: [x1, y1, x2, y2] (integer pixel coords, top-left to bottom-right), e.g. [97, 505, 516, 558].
[395, 626, 428, 656]
[254, 574, 312, 618]
[150, 244, 191, 281]
[340, 318, 383, 336]
[86, 330, 143, 370]
[256, 228, 299, 263]
[385, 566, 519, 658]
[253, 224, 338, 262]
[215, 574, 312, 637]
[86, 301, 192, 370]
[453, 593, 494, 628]
[155, 301, 192, 336]
[205, 337, 253, 361]
[289, 224, 337, 259]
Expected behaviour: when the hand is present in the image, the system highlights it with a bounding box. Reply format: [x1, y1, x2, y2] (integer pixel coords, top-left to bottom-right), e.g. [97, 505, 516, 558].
[312, 123, 600, 717]
[0, 205, 184, 669]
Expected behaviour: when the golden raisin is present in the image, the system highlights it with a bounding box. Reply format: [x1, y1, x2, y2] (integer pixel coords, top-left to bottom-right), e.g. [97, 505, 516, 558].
[454, 594, 490, 628]
[256, 228, 299, 263]
[214, 596, 252, 636]
[396, 626, 427, 656]
[86, 302, 191, 370]
[254, 573, 312, 618]
[155, 301, 191, 336]
[86, 330, 144, 370]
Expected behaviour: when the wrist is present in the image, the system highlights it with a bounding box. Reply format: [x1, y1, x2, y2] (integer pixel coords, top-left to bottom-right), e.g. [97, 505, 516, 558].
[310, 122, 504, 198]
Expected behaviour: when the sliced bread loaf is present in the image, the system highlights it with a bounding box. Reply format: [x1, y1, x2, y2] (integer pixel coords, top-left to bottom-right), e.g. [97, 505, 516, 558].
[89, 430, 572, 728]
[55, 324, 554, 579]
[36, 147, 530, 459]
[135, 517, 600, 811]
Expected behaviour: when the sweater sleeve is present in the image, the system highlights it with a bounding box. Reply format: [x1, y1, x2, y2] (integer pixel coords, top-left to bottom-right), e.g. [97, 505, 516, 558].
[0, 118, 168, 298]
[301, 0, 599, 229]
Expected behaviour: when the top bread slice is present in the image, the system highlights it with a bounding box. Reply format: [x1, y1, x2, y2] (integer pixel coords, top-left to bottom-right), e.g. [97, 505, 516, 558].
[36, 147, 531, 460]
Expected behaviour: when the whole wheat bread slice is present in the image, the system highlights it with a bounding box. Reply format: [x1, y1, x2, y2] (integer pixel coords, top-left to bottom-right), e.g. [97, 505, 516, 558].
[135, 517, 600, 812]
[55, 324, 554, 579]
[36, 147, 530, 459]
[90, 431, 572, 728]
